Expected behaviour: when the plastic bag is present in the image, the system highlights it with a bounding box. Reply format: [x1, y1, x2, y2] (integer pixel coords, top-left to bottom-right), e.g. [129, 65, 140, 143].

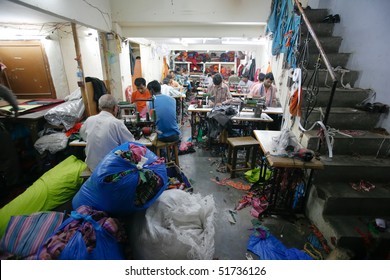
[34, 132, 68, 154]
[39, 210, 124, 260]
[247, 233, 312, 260]
[45, 98, 85, 130]
[72, 142, 168, 214]
[271, 128, 298, 155]
[129, 189, 216, 259]
[244, 168, 272, 183]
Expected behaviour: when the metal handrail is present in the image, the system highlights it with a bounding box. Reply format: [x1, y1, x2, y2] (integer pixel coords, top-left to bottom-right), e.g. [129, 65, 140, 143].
[294, 0, 338, 127]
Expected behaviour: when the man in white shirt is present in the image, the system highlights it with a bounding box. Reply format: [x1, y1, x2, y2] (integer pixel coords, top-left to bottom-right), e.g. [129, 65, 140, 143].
[238, 73, 254, 93]
[161, 78, 183, 97]
[79, 94, 135, 171]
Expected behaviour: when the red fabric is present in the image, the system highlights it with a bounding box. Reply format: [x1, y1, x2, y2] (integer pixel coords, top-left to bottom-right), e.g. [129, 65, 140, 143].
[66, 122, 82, 136]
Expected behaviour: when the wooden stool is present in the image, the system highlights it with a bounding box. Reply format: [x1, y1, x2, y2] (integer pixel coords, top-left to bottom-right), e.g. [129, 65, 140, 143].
[154, 140, 180, 166]
[227, 136, 259, 178]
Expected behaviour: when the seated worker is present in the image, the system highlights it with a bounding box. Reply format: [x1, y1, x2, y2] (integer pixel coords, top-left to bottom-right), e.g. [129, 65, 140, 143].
[147, 80, 181, 143]
[161, 78, 182, 97]
[228, 71, 240, 85]
[80, 94, 135, 171]
[238, 73, 254, 93]
[208, 73, 232, 107]
[132, 77, 151, 117]
[166, 74, 181, 90]
[247, 72, 278, 107]
[247, 72, 266, 98]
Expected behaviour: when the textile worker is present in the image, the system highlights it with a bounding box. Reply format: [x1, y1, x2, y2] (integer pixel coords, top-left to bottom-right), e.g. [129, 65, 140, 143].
[238, 73, 254, 93]
[228, 70, 240, 85]
[208, 73, 232, 107]
[132, 77, 151, 117]
[247, 72, 266, 98]
[161, 78, 182, 97]
[80, 94, 135, 171]
[147, 80, 181, 143]
[247, 72, 278, 107]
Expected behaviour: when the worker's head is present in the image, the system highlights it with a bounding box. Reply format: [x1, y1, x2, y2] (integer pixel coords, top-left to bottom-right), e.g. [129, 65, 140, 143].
[98, 94, 118, 116]
[258, 72, 266, 82]
[162, 78, 170, 85]
[241, 73, 249, 83]
[213, 73, 223, 86]
[134, 77, 147, 93]
[147, 80, 161, 95]
[264, 72, 274, 88]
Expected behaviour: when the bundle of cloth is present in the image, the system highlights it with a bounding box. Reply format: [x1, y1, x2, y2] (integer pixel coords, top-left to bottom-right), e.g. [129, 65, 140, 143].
[72, 142, 168, 214]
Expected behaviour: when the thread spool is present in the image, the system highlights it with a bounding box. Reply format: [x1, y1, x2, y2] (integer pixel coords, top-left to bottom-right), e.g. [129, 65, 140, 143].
[152, 109, 157, 121]
[146, 112, 150, 121]
[136, 112, 140, 122]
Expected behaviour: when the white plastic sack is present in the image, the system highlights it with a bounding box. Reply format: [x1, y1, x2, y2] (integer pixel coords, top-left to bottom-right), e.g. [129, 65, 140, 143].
[271, 128, 298, 155]
[44, 98, 85, 130]
[132, 189, 216, 260]
[34, 132, 69, 154]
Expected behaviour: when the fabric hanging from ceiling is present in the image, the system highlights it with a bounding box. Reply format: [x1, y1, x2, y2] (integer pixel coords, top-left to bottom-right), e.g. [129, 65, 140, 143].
[266, 0, 301, 68]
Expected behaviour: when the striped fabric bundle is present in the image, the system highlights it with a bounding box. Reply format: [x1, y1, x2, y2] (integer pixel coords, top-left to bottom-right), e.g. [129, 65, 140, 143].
[0, 212, 64, 259]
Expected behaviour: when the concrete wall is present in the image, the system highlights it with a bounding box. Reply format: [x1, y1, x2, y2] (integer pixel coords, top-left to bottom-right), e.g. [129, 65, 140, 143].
[317, 0, 390, 131]
[9, 0, 112, 32]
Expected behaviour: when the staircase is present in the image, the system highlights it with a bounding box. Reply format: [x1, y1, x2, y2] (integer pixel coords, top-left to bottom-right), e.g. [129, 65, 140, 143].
[295, 8, 390, 259]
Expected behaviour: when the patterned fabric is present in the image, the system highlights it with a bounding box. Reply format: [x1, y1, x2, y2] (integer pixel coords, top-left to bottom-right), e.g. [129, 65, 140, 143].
[0, 212, 65, 259]
[104, 145, 163, 207]
[38, 205, 126, 260]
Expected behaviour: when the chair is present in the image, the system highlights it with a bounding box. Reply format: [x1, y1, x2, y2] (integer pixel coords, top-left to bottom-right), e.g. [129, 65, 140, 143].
[226, 136, 259, 178]
[154, 140, 180, 166]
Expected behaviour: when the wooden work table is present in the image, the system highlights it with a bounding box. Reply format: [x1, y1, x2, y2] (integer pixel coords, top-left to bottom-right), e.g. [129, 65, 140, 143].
[253, 130, 324, 169]
[69, 133, 158, 148]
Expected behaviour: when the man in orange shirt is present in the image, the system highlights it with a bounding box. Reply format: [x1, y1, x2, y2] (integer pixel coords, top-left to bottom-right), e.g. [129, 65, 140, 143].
[131, 77, 151, 117]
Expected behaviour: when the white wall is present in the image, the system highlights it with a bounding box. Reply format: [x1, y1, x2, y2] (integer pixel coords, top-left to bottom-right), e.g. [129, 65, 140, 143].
[317, 0, 390, 131]
[10, 0, 112, 32]
[139, 44, 165, 84]
[57, 26, 103, 98]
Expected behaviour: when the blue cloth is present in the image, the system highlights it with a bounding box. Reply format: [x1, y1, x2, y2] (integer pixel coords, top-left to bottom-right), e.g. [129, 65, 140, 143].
[247, 233, 313, 260]
[150, 94, 180, 139]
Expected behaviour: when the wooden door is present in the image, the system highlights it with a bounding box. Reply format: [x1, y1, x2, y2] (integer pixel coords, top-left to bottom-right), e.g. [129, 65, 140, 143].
[0, 41, 56, 99]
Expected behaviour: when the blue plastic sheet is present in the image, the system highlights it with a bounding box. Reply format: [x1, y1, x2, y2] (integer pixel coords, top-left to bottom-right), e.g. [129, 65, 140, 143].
[247, 233, 312, 260]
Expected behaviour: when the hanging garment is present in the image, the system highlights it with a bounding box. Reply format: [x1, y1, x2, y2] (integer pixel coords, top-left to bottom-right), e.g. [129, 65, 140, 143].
[85, 77, 108, 111]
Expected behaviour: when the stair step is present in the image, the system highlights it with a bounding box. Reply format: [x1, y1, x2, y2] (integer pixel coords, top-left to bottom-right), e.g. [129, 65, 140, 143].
[304, 9, 329, 23]
[303, 69, 359, 88]
[308, 53, 350, 68]
[313, 154, 390, 182]
[324, 215, 390, 259]
[301, 129, 390, 156]
[308, 36, 343, 53]
[315, 182, 390, 216]
[304, 107, 381, 130]
[301, 87, 369, 107]
[301, 22, 335, 37]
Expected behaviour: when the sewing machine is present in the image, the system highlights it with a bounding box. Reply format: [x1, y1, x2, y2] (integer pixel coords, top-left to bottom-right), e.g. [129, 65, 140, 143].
[239, 98, 266, 118]
[121, 99, 156, 139]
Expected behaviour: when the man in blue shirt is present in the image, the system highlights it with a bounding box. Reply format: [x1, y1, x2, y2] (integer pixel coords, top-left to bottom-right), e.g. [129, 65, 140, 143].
[147, 80, 181, 142]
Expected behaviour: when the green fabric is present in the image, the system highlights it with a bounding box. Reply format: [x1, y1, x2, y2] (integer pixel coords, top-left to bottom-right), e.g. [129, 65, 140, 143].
[0, 155, 86, 238]
[244, 168, 271, 183]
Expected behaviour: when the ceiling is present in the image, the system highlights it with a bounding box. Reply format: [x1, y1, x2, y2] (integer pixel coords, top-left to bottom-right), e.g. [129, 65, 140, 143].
[0, 0, 272, 47]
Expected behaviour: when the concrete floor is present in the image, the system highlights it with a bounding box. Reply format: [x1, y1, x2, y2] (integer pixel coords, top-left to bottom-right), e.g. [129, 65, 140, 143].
[176, 117, 315, 260]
